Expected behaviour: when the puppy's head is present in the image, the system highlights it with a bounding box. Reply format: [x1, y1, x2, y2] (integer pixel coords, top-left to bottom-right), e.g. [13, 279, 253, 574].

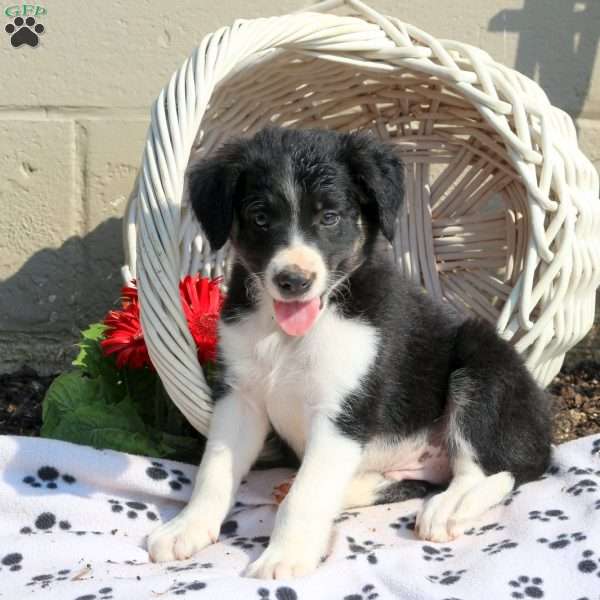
[188, 127, 404, 335]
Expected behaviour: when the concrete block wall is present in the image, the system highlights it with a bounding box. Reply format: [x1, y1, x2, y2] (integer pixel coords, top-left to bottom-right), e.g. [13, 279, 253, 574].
[1, 0, 599, 373]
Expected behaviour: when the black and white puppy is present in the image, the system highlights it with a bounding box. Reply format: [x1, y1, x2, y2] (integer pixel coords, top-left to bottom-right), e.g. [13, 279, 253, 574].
[148, 127, 552, 578]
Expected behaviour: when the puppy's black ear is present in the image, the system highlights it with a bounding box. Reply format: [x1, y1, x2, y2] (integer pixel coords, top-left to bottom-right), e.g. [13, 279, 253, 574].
[342, 133, 404, 243]
[186, 143, 246, 251]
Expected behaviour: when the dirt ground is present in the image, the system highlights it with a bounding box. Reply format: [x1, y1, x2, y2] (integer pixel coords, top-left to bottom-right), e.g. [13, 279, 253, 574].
[1, 362, 599, 443]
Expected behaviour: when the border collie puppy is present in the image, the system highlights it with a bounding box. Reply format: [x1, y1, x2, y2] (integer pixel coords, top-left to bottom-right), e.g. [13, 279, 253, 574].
[148, 127, 552, 579]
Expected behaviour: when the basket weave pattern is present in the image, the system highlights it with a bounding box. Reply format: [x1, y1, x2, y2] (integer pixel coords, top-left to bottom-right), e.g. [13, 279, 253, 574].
[122, 0, 600, 436]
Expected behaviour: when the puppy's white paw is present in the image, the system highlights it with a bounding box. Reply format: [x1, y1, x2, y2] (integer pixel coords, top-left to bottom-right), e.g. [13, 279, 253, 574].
[147, 514, 217, 562]
[245, 542, 321, 579]
[415, 490, 462, 543]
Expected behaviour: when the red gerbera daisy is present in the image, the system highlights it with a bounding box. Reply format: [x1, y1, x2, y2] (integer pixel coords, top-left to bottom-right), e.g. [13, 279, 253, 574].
[100, 289, 151, 369]
[100, 277, 224, 369]
[179, 275, 224, 364]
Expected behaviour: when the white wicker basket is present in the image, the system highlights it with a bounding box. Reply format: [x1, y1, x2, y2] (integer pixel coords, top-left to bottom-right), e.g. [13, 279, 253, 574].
[122, 0, 600, 438]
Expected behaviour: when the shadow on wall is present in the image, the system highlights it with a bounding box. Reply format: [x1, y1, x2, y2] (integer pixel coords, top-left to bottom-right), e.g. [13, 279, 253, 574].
[0, 218, 124, 371]
[489, 0, 599, 121]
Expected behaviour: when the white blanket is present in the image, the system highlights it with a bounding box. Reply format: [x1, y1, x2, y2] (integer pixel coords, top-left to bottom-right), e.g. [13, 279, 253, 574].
[1, 433, 599, 600]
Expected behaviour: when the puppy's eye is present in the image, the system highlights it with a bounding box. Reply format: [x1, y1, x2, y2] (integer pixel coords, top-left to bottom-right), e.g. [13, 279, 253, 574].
[320, 211, 340, 227]
[253, 212, 269, 228]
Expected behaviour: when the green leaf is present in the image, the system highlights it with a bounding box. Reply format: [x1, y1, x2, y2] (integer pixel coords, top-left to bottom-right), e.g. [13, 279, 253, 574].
[47, 396, 167, 457]
[73, 323, 107, 374]
[41, 371, 101, 435]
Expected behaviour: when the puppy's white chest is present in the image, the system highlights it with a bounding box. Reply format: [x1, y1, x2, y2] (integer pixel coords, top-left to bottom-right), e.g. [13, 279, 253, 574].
[219, 306, 378, 457]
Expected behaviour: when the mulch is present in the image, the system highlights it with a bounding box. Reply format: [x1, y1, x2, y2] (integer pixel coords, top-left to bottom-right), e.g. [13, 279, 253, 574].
[1, 362, 599, 444]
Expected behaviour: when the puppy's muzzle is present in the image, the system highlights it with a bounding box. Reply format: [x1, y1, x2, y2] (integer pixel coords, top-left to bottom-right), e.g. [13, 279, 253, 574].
[273, 266, 316, 299]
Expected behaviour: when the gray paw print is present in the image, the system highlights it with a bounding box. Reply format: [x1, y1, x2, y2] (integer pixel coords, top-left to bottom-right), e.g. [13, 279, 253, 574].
[537, 532, 586, 550]
[508, 575, 544, 598]
[422, 545, 453, 562]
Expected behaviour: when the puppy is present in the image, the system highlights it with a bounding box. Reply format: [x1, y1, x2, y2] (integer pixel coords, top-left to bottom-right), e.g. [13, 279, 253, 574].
[147, 127, 552, 579]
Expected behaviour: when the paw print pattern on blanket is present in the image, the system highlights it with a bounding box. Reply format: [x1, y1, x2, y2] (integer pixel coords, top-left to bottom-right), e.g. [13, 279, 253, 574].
[334, 510, 360, 524]
[426, 569, 467, 585]
[389, 514, 416, 532]
[20, 511, 71, 534]
[508, 575, 544, 598]
[145, 462, 192, 491]
[345, 537, 383, 564]
[565, 479, 598, 496]
[464, 522, 504, 536]
[257, 586, 298, 600]
[230, 535, 270, 550]
[25, 568, 71, 589]
[536, 532, 586, 550]
[502, 489, 521, 506]
[421, 545, 454, 562]
[23, 466, 76, 490]
[344, 583, 379, 600]
[481, 539, 518, 555]
[1, 552, 23, 572]
[73, 588, 114, 600]
[219, 519, 238, 538]
[108, 499, 158, 521]
[168, 580, 207, 595]
[166, 561, 213, 573]
[592, 438, 600, 457]
[528, 509, 569, 522]
[577, 550, 600, 577]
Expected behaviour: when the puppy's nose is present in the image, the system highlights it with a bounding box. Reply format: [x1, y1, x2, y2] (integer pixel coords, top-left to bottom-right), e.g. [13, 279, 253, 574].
[274, 267, 315, 298]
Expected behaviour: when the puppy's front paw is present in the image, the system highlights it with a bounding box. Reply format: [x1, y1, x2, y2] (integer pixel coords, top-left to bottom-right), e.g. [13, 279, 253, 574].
[415, 491, 461, 543]
[245, 542, 321, 579]
[147, 514, 217, 562]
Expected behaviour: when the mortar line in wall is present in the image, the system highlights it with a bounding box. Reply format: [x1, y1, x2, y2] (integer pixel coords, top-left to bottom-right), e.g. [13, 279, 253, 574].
[0, 106, 151, 120]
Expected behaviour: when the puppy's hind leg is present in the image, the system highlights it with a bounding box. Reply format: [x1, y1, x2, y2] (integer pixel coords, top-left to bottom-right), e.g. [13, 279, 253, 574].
[417, 318, 552, 542]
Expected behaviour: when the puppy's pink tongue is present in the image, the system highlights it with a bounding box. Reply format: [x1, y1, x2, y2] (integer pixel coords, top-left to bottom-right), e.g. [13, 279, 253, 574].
[273, 298, 320, 336]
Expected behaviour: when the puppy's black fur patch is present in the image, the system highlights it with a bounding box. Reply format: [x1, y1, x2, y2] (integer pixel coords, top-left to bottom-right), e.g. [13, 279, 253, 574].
[187, 126, 552, 488]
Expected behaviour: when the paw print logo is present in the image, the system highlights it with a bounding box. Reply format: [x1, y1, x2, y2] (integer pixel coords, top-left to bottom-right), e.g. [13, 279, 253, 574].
[345, 536, 383, 564]
[426, 569, 467, 585]
[145, 462, 192, 491]
[508, 575, 544, 598]
[464, 522, 504, 536]
[592, 438, 600, 457]
[108, 499, 158, 521]
[5, 16, 44, 47]
[167, 580, 206, 595]
[344, 583, 379, 600]
[528, 509, 569, 522]
[25, 569, 71, 589]
[257, 586, 298, 600]
[23, 466, 76, 490]
[482, 539, 518, 555]
[1, 553, 23, 572]
[578, 550, 600, 577]
[389, 514, 416, 532]
[565, 478, 598, 496]
[422, 545, 454, 562]
[74, 588, 114, 600]
[20, 512, 71, 534]
[537, 531, 586, 550]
